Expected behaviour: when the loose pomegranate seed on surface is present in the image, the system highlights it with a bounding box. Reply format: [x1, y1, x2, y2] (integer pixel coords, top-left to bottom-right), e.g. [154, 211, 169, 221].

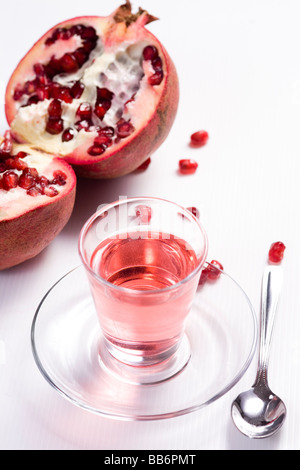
[199, 260, 224, 286]
[178, 159, 198, 175]
[186, 206, 200, 219]
[135, 158, 151, 171]
[268, 241, 286, 263]
[190, 130, 209, 147]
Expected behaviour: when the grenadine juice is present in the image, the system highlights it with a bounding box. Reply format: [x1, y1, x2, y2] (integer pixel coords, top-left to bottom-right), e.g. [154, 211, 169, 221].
[87, 231, 203, 362]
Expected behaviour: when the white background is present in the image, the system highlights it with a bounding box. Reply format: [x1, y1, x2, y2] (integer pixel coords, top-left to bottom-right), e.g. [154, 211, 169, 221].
[1, 0, 300, 450]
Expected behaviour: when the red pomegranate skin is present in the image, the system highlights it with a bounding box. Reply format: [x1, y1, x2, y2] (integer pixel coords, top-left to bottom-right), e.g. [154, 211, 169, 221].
[0, 158, 76, 270]
[5, 5, 179, 179]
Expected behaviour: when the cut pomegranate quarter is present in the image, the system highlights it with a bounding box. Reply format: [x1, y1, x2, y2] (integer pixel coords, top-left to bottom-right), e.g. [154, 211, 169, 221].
[5, 1, 179, 179]
[0, 133, 76, 270]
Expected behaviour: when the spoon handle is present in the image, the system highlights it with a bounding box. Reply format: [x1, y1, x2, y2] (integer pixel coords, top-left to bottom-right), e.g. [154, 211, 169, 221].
[254, 265, 283, 385]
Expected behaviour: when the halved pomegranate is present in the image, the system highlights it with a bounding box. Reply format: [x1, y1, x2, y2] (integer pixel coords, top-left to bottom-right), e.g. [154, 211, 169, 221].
[0, 132, 76, 270]
[5, 1, 179, 179]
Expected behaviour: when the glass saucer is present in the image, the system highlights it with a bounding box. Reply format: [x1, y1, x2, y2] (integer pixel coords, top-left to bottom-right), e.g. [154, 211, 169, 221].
[31, 264, 258, 421]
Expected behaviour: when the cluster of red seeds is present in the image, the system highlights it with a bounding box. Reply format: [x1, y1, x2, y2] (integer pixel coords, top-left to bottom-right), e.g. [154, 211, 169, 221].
[0, 133, 66, 197]
[13, 25, 98, 106]
[142, 45, 164, 86]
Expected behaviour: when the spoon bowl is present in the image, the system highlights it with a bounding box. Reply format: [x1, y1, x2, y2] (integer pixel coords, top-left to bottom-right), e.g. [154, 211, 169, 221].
[231, 265, 287, 438]
[232, 385, 287, 439]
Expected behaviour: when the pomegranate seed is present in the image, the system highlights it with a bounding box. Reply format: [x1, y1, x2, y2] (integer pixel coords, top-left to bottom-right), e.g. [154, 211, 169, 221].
[88, 144, 107, 156]
[48, 99, 62, 118]
[98, 126, 114, 137]
[60, 53, 79, 73]
[152, 57, 162, 71]
[33, 63, 45, 76]
[0, 162, 7, 173]
[13, 88, 24, 101]
[82, 40, 96, 53]
[207, 260, 223, 280]
[143, 45, 158, 61]
[70, 81, 85, 99]
[148, 70, 164, 86]
[70, 24, 85, 36]
[198, 268, 209, 286]
[199, 260, 224, 285]
[62, 127, 75, 142]
[73, 48, 89, 67]
[23, 167, 39, 179]
[5, 157, 27, 171]
[24, 80, 37, 95]
[97, 87, 114, 101]
[46, 118, 64, 135]
[52, 28, 66, 40]
[81, 26, 97, 40]
[27, 95, 40, 105]
[76, 102, 92, 120]
[186, 206, 200, 219]
[43, 186, 59, 197]
[116, 120, 135, 138]
[58, 87, 73, 103]
[178, 159, 198, 174]
[38, 176, 50, 188]
[135, 205, 152, 223]
[2, 171, 18, 190]
[94, 135, 112, 146]
[37, 86, 50, 101]
[190, 130, 209, 147]
[75, 120, 92, 131]
[268, 241, 286, 263]
[15, 151, 28, 159]
[27, 186, 43, 197]
[45, 37, 55, 47]
[45, 57, 63, 78]
[94, 100, 111, 120]
[0, 132, 13, 158]
[18, 173, 35, 190]
[52, 170, 67, 185]
[136, 158, 151, 171]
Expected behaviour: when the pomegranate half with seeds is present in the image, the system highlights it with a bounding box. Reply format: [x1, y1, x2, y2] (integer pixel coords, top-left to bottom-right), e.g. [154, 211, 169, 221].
[0, 132, 76, 270]
[5, 1, 179, 179]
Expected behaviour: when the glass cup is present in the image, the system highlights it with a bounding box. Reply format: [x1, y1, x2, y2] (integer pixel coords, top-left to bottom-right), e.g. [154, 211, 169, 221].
[79, 197, 208, 383]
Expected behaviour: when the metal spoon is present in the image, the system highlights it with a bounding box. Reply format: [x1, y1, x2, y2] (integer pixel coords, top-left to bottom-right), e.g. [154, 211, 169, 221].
[231, 265, 286, 438]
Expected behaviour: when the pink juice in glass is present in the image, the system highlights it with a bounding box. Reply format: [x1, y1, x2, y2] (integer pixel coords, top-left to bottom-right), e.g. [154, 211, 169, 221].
[87, 231, 202, 362]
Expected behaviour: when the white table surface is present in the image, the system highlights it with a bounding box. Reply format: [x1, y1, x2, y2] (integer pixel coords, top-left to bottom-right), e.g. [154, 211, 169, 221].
[1, 0, 300, 450]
